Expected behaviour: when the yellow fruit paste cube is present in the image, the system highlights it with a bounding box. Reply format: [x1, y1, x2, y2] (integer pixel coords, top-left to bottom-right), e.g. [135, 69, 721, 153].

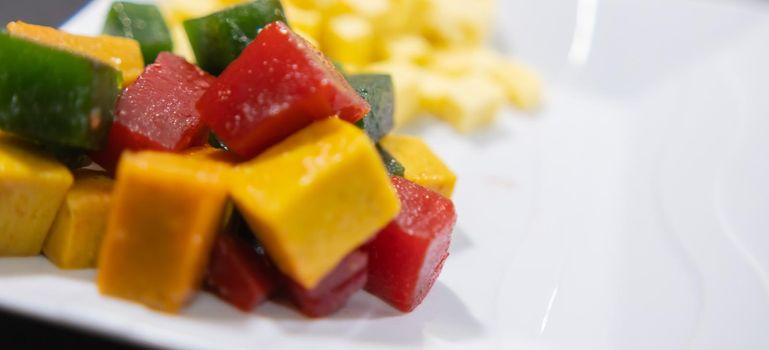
[380, 134, 456, 198]
[0, 137, 73, 256]
[229, 118, 399, 289]
[43, 170, 113, 269]
[97, 151, 229, 313]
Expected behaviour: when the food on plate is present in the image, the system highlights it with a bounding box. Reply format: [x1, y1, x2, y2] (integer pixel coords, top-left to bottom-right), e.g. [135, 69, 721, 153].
[379, 134, 457, 198]
[229, 118, 399, 289]
[0, 136, 73, 256]
[322, 14, 374, 68]
[90, 52, 215, 173]
[206, 231, 278, 312]
[97, 152, 229, 313]
[103, 2, 174, 64]
[197, 21, 369, 158]
[43, 170, 113, 269]
[366, 176, 456, 312]
[160, 0, 542, 132]
[0, 32, 120, 150]
[7, 21, 143, 86]
[183, 0, 286, 75]
[281, 249, 368, 317]
[0, 0, 460, 317]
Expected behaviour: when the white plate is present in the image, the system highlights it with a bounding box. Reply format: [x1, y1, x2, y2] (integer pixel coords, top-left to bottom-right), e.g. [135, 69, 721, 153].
[2, 0, 769, 349]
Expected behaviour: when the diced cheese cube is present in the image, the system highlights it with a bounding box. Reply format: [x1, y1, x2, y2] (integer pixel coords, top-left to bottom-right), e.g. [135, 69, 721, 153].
[422, 0, 494, 47]
[217, 0, 250, 5]
[284, 4, 323, 44]
[323, 15, 374, 67]
[0, 137, 73, 256]
[490, 59, 543, 110]
[229, 118, 399, 289]
[97, 151, 230, 313]
[380, 0, 429, 35]
[380, 35, 432, 65]
[430, 49, 543, 110]
[333, 0, 389, 21]
[421, 72, 507, 132]
[283, 0, 316, 9]
[380, 135, 456, 198]
[169, 24, 196, 62]
[43, 170, 113, 269]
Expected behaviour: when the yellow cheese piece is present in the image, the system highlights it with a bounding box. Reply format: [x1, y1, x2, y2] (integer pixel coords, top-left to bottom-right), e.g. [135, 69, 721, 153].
[420, 71, 507, 132]
[230, 118, 399, 289]
[323, 15, 374, 68]
[169, 24, 196, 62]
[489, 59, 543, 110]
[0, 137, 73, 256]
[422, 0, 495, 47]
[380, 0, 428, 35]
[284, 0, 315, 9]
[43, 170, 113, 269]
[6, 21, 144, 86]
[285, 4, 323, 43]
[380, 35, 432, 65]
[380, 135, 456, 198]
[98, 152, 229, 313]
[430, 49, 542, 110]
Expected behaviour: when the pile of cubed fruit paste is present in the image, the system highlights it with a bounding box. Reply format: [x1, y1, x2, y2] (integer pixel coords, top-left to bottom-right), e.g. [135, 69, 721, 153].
[161, 0, 544, 132]
[0, 1, 460, 317]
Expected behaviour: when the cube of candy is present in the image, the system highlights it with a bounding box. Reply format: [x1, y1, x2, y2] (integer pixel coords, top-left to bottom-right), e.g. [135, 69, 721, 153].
[365, 176, 456, 312]
[282, 249, 367, 317]
[43, 170, 113, 269]
[97, 151, 229, 313]
[103, 2, 174, 64]
[183, 0, 287, 75]
[379, 135, 456, 198]
[197, 21, 370, 158]
[90, 53, 215, 173]
[0, 136, 73, 256]
[0, 33, 120, 150]
[7, 21, 144, 86]
[206, 232, 277, 312]
[229, 118, 399, 289]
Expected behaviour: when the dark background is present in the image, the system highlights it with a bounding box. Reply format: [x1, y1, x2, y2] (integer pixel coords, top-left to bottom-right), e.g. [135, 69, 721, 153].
[0, 0, 89, 27]
[1, 3, 151, 348]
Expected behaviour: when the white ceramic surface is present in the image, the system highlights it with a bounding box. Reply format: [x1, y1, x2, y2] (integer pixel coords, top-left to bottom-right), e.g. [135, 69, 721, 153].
[2, 0, 768, 349]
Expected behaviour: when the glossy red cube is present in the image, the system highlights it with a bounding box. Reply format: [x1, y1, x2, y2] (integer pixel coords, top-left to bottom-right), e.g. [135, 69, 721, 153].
[365, 177, 456, 312]
[282, 249, 367, 318]
[91, 52, 215, 173]
[196, 21, 370, 159]
[206, 233, 277, 312]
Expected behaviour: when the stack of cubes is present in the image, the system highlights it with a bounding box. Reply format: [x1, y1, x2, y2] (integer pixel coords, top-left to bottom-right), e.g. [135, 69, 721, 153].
[0, 0, 461, 317]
